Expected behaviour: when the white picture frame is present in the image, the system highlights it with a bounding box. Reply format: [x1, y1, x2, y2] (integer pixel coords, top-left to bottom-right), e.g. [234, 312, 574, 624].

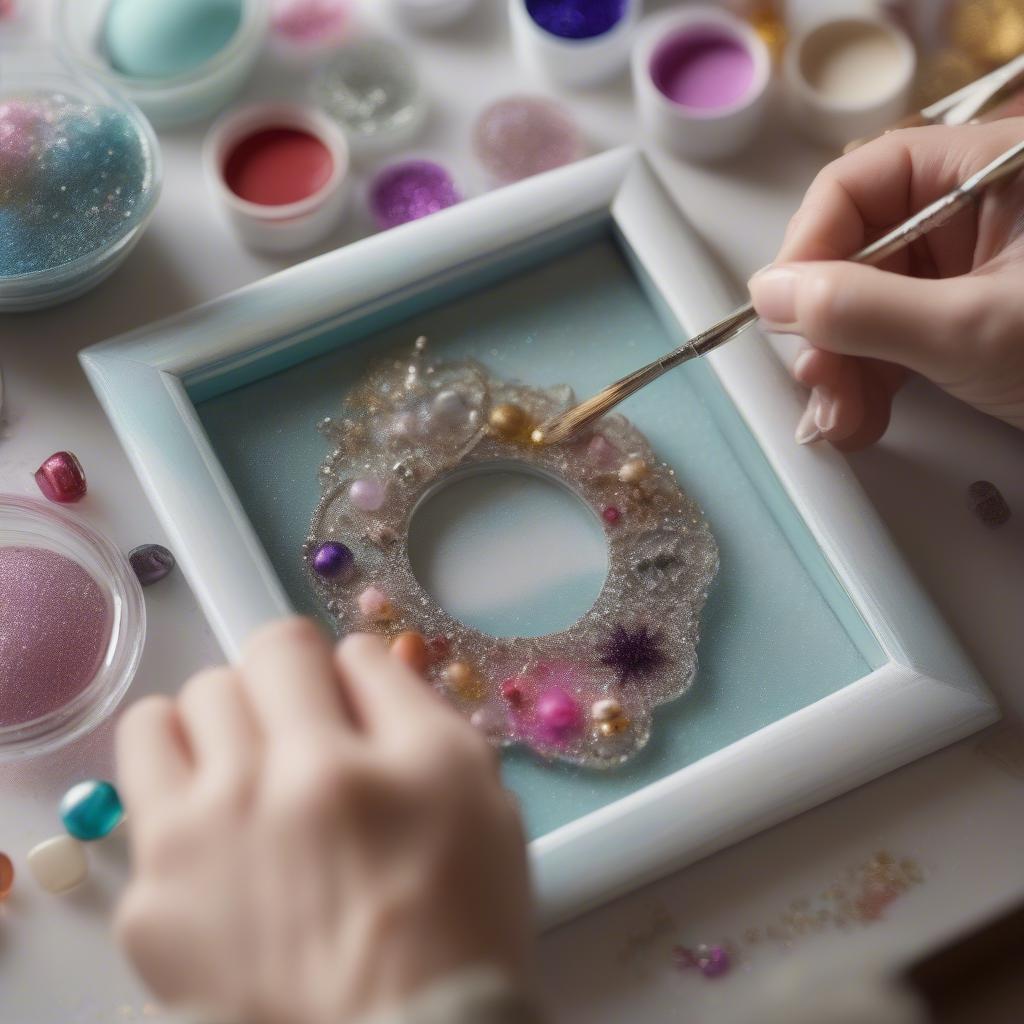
[82, 148, 998, 929]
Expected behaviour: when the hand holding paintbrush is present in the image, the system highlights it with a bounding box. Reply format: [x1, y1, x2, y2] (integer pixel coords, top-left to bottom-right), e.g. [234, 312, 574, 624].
[533, 121, 1024, 451]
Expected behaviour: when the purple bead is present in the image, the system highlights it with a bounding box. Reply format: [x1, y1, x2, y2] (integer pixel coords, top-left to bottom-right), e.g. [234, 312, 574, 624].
[310, 541, 354, 579]
[128, 544, 176, 587]
[369, 160, 462, 230]
[349, 477, 387, 512]
[525, 0, 627, 40]
[698, 945, 730, 978]
[536, 686, 582, 743]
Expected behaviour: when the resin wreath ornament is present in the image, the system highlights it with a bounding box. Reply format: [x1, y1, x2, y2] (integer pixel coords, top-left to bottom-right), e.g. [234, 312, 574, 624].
[306, 338, 718, 769]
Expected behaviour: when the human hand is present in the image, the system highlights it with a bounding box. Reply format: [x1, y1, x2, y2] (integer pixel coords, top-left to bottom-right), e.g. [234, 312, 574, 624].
[114, 619, 530, 1024]
[749, 118, 1024, 449]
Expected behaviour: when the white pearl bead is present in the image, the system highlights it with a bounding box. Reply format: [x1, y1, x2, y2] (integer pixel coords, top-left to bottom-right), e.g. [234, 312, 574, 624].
[28, 835, 88, 893]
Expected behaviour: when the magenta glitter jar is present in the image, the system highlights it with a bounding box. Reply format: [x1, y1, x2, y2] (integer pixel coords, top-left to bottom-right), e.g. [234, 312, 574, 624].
[368, 159, 462, 230]
[0, 496, 144, 761]
[632, 6, 770, 162]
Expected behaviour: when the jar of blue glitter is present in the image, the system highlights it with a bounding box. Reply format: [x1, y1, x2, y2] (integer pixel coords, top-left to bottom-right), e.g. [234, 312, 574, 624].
[509, 0, 641, 87]
[0, 60, 162, 312]
[56, 0, 270, 127]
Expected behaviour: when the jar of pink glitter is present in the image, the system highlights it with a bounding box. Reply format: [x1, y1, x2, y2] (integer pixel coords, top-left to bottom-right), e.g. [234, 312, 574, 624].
[0, 496, 145, 760]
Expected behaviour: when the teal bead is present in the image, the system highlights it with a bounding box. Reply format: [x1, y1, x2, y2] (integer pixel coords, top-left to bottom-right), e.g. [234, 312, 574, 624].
[60, 780, 124, 842]
[104, 0, 243, 79]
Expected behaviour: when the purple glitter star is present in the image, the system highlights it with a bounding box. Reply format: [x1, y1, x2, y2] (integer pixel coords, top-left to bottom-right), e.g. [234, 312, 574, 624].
[600, 623, 665, 684]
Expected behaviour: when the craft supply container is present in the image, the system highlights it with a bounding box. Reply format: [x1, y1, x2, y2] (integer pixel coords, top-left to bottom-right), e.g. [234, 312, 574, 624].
[0, 63, 161, 313]
[204, 101, 351, 253]
[0, 496, 145, 761]
[783, 15, 916, 149]
[391, 0, 480, 29]
[55, 0, 270, 127]
[510, 0, 642, 87]
[632, 6, 771, 162]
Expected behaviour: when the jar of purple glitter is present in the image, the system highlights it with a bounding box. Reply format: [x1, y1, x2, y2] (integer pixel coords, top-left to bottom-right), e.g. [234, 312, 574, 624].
[510, 0, 641, 87]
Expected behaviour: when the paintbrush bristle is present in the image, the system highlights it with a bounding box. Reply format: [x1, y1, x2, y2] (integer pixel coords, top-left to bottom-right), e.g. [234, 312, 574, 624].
[531, 385, 624, 447]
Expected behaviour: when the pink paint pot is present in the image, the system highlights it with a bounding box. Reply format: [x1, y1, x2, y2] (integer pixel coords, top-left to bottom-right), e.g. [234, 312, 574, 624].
[204, 101, 350, 252]
[0, 496, 144, 761]
[633, 6, 770, 161]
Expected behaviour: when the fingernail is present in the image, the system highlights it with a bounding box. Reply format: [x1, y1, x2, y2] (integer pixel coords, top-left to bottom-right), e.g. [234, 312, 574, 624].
[813, 386, 838, 433]
[748, 267, 799, 329]
[792, 348, 815, 381]
[795, 398, 823, 445]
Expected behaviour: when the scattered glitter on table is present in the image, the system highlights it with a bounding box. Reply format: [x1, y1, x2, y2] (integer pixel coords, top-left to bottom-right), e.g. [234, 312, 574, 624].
[473, 95, 585, 186]
[312, 39, 423, 149]
[368, 159, 462, 229]
[0, 91, 155, 278]
[669, 851, 926, 980]
[307, 338, 718, 769]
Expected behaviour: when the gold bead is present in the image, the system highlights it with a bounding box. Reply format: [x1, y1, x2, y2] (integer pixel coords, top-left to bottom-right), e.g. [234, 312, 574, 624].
[443, 661, 484, 701]
[591, 697, 623, 723]
[618, 458, 650, 484]
[598, 715, 631, 737]
[488, 403, 529, 439]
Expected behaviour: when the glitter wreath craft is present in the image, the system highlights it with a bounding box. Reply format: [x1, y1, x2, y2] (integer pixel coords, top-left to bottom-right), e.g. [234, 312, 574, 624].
[306, 339, 718, 769]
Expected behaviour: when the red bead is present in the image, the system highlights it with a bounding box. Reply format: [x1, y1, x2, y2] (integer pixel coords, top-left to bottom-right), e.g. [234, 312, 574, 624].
[425, 635, 451, 663]
[34, 451, 87, 503]
[602, 505, 621, 524]
[500, 677, 526, 707]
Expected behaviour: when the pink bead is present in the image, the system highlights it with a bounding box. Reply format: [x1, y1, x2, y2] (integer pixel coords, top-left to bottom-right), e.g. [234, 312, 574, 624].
[586, 433, 620, 469]
[34, 451, 87, 504]
[357, 586, 393, 621]
[349, 477, 387, 512]
[536, 686, 582, 743]
[602, 505, 621, 524]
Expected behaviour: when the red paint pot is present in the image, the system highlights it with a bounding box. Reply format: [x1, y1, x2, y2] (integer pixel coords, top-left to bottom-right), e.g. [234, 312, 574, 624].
[204, 101, 349, 252]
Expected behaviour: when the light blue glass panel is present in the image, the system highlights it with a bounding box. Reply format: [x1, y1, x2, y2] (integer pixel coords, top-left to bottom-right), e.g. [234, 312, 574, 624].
[196, 236, 883, 839]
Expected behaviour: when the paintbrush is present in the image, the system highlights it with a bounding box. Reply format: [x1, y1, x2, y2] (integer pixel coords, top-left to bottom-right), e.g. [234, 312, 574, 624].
[531, 138, 1024, 448]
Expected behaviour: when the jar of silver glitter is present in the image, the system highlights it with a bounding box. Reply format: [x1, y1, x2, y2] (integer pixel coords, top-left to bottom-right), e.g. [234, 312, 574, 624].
[0, 57, 162, 313]
[310, 38, 427, 158]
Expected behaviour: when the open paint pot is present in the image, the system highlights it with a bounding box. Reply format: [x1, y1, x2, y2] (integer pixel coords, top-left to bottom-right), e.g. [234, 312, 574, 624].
[204, 101, 350, 252]
[784, 15, 916, 149]
[56, 0, 270, 127]
[510, 0, 641, 87]
[0, 496, 145, 761]
[632, 6, 770, 161]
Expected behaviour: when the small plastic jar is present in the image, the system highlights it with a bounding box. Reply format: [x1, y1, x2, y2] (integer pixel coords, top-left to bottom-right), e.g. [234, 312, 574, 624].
[204, 101, 351, 252]
[0, 496, 145, 761]
[55, 0, 270, 127]
[632, 6, 771, 162]
[509, 0, 642, 87]
[391, 0, 479, 29]
[0, 61, 161, 313]
[783, 15, 916, 149]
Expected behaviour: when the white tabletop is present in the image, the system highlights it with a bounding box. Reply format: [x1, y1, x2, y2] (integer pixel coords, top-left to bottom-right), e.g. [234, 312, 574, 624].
[2, 1, 1023, 1021]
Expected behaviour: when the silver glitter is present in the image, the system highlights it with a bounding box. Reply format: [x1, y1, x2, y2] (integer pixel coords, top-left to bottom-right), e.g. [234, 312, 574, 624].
[311, 39, 422, 144]
[307, 340, 718, 769]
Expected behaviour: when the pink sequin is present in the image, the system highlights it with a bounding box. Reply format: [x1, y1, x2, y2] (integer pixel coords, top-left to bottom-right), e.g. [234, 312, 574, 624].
[0, 547, 111, 726]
